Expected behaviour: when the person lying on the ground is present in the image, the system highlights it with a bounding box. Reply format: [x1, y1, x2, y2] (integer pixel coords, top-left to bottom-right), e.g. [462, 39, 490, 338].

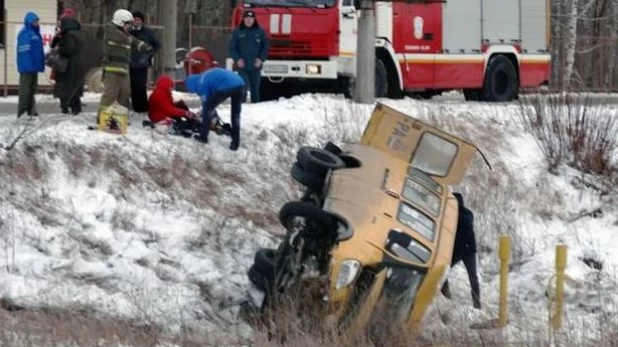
[147, 75, 198, 137]
[148, 75, 196, 124]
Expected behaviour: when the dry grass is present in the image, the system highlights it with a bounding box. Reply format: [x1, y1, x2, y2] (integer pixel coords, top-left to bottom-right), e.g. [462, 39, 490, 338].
[0, 305, 253, 347]
[1, 300, 617, 347]
[517, 93, 618, 177]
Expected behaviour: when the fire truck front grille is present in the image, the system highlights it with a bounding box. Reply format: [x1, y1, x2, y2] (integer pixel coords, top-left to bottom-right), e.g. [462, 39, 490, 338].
[269, 39, 329, 58]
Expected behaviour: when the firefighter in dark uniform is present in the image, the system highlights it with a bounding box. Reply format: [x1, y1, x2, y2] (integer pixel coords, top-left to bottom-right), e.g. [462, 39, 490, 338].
[441, 192, 482, 309]
[98, 9, 151, 119]
[228, 10, 269, 103]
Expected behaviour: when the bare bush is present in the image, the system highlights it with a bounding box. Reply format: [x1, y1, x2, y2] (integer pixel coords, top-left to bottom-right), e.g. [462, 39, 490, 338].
[517, 93, 618, 176]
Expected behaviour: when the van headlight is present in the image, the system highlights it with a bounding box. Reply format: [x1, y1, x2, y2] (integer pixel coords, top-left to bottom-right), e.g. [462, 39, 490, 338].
[335, 260, 361, 289]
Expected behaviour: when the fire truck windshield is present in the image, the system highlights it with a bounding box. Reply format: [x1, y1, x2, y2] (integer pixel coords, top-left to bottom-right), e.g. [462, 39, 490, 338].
[243, 0, 336, 8]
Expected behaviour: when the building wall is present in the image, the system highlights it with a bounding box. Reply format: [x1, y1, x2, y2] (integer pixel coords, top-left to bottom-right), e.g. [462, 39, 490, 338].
[0, 0, 58, 89]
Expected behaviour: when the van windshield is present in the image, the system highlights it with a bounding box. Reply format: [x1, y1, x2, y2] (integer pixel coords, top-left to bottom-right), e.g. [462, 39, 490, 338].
[410, 132, 458, 177]
[244, 0, 336, 7]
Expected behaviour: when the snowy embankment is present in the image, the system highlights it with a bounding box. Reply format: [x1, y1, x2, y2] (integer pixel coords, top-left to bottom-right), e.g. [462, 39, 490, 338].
[0, 91, 202, 105]
[0, 93, 616, 345]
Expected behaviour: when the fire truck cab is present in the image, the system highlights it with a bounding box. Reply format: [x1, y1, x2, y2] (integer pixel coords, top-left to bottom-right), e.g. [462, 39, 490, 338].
[227, 0, 550, 102]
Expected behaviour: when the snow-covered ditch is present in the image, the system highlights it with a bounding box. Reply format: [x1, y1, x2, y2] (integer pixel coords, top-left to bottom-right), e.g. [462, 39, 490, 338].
[0, 93, 616, 345]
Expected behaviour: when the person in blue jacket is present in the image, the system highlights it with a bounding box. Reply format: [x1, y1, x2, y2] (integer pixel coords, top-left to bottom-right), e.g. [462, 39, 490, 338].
[185, 68, 246, 151]
[17, 12, 45, 118]
[228, 10, 269, 103]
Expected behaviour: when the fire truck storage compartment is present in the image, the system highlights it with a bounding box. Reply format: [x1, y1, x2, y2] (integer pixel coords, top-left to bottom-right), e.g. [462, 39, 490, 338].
[481, 0, 520, 44]
[375, 2, 394, 43]
[521, 0, 548, 53]
[442, 0, 481, 53]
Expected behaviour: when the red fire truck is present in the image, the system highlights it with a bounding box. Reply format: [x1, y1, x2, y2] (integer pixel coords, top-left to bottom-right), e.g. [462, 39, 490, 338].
[227, 0, 551, 102]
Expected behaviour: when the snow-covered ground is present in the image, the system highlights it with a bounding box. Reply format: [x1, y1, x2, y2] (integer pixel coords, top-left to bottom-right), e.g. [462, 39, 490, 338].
[0, 91, 202, 104]
[0, 92, 616, 345]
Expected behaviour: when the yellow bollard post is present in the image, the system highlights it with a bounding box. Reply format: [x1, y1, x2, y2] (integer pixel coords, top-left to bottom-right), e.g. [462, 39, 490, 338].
[552, 244, 568, 330]
[498, 234, 511, 328]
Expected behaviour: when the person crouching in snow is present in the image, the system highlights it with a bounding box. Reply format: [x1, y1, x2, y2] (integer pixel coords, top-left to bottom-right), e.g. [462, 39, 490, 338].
[184, 68, 245, 151]
[148, 75, 197, 135]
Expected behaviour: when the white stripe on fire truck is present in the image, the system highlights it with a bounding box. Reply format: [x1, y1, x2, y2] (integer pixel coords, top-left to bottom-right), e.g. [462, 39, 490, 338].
[281, 14, 292, 34]
[520, 55, 552, 63]
[270, 14, 280, 34]
[395, 54, 483, 63]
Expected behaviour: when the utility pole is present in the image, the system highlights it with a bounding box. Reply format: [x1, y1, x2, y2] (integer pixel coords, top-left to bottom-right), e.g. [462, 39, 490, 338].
[355, 0, 376, 104]
[158, 0, 178, 78]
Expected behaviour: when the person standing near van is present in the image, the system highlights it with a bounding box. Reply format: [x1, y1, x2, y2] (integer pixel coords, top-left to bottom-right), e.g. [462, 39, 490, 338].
[441, 192, 481, 309]
[129, 11, 160, 115]
[16, 12, 45, 118]
[228, 10, 269, 103]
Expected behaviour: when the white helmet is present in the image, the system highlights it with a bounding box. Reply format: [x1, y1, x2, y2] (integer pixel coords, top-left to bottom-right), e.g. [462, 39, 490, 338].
[112, 9, 134, 27]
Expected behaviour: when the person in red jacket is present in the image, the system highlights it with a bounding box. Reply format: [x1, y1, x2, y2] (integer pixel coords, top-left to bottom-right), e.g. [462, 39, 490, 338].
[148, 75, 195, 124]
[147, 74, 232, 138]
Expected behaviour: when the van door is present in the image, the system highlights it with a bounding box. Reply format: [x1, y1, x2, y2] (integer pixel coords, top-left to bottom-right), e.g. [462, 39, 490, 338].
[360, 103, 485, 185]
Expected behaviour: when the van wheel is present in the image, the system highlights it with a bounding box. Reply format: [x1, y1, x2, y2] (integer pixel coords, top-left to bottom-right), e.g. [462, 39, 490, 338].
[254, 248, 276, 280]
[291, 162, 324, 192]
[297, 146, 345, 177]
[481, 55, 518, 102]
[324, 141, 342, 156]
[279, 201, 335, 236]
[248, 264, 270, 292]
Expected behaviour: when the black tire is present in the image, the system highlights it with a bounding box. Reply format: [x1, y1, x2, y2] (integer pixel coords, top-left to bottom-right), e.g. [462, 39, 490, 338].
[375, 58, 388, 98]
[291, 162, 324, 192]
[278, 201, 335, 235]
[296, 146, 345, 177]
[324, 141, 342, 156]
[463, 89, 481, 101]
[342, 58, 389, 99]
[248, 264, 270, 292]
[254, 248, 276, 279]
[410, 91, 434, 100]
[480, 55, 518, 102]
[339, 155, 362, 168]
[260, 78, 288, 102]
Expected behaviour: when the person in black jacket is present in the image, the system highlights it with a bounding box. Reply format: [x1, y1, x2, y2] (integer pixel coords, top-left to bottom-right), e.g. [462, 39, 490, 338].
[441, 192, 481, 309]
[228, 10, 269, 103]
[50, 8, 77, 100]
[129, 11, 160, 114]
[55, 16, 84, 115]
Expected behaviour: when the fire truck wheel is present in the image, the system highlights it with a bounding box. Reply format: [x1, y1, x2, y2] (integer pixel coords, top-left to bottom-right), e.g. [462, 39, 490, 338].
[463, 89, 481, 101]
[375, 58, 388, 98]
[481, 55, 518, 102]
[342, 59, 388, 99]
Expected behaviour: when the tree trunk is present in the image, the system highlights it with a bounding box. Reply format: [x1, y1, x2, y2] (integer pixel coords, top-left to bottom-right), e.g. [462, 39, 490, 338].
[609, 0, 618, 91]
[551, 0, 563, 89]
[562, 0, 578, 90]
